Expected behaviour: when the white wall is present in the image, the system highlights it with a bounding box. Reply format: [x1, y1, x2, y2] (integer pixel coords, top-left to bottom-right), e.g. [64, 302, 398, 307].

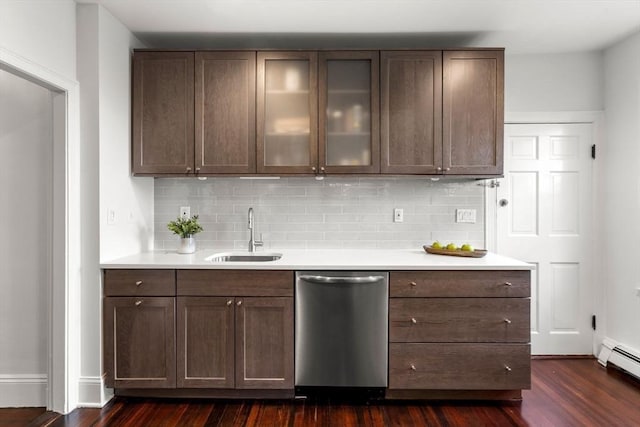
[505, 51, 604, 112]
[0, 70, 52, 406]
[0, 0, 77, 80]
[97, 6, 153, 262]
[603, 31, 640, 352]
[76, 4, 153, 405]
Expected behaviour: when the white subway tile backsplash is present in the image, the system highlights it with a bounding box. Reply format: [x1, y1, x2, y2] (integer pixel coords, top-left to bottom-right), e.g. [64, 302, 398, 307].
[154, 177, 486, 251]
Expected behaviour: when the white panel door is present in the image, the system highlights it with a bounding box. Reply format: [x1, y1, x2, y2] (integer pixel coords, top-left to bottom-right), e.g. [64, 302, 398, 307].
[497, 123, 593, 355]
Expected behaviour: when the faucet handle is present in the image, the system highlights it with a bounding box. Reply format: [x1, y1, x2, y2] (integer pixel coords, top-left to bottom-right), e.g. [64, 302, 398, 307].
[255, 233, 264, 247]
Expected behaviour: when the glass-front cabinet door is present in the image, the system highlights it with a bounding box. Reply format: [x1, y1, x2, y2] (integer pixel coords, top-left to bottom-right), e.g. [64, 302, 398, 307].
[319, 51, 379, 174]
[257, 52, 318, 174]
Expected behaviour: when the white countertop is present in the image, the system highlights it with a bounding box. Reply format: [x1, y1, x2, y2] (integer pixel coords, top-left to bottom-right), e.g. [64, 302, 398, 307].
[100, 249, 533, 271]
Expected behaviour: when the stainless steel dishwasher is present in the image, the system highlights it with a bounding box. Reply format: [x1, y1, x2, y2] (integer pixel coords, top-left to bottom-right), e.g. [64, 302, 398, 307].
[295, 271, 389, 395]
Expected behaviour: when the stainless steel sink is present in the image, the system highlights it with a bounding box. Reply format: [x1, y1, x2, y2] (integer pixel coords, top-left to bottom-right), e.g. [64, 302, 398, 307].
[206, 252, 282, 262]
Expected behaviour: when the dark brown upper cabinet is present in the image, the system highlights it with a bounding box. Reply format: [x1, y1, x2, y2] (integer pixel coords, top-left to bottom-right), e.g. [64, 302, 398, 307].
[381, 51, 443, 174]
[195, 52, 256, 174]
[132, 48, 503, 177]
[132, 51, 257, 176]
[132, 52, 195, 174]
[443, 50, 504, 176]
[319, 51, 380, 174]
[257, 51, 319, 174]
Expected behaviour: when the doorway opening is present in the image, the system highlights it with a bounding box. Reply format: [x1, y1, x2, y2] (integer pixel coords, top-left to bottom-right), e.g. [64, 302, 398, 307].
[0, 51, 79, 413]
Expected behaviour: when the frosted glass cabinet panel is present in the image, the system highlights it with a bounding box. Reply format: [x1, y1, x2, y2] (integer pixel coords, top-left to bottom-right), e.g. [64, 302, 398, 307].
[257, 52, 318, 174]
[319, 52, 380, 174]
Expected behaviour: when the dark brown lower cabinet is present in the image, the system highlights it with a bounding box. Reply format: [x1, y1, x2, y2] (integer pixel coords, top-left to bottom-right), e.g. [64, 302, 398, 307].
[177, 297, 235, 388]
[104, 297, 176, 389]
[236, 297, 294, 389]
[176, 296, 294, 389]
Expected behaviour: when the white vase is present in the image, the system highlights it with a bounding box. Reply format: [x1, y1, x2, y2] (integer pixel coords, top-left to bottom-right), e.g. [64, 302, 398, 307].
[177, 236, 196, 254]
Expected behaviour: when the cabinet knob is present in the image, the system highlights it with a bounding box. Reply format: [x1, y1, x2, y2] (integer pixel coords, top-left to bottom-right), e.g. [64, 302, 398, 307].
[320, 167, 326, 173]
[504, 365, 512, 372]
[409, 281, 417, 287]
[195, 167, 201, 173]
[503, 318, 512, 324]
[236, 300, 242, 306]
[135, 280, 143, 286]
[436, 167, 442, 172]
[445, 167, 451, 172]
[226, 300, 233, 306]
[135, 300, 143, 306]
[311, 166, 317, 172]
[410, 364, 417, 371]
[503, 282, 513, 287]
[411, 317, 417, 324]
[186, 167, 192, 173]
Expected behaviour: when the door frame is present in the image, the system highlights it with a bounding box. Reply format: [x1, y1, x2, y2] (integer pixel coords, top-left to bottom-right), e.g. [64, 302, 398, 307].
[486, 111, 605, 356]
[0, 47, 81, 413]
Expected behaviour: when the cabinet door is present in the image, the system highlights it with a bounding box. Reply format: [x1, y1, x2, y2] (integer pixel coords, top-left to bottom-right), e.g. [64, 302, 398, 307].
[319, 51, 380, 174]
[443, 50, 504, 175]
[257, 52, 318, 174]
[177, 297, 235, 388]
[381, 51, 442, 174]
[132, 52, 194, 175]
[104, 297, 175, 388]
[235, 297, 294, 389]
[195, 52, 256, 174]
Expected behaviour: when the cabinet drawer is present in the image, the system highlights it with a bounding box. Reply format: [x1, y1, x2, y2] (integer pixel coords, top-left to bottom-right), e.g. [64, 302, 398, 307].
[390, 270, 530, 297]
[390, 298, 530, 343]
[389, 343, 530, 390]
[104, 269, 176, 296]
[178, 270, 293, 296]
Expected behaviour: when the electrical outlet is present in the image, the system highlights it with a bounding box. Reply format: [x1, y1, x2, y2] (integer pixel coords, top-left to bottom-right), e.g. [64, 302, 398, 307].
[394, 208, 404, 223]
[180, 206, 191, 219]
[456, 209, 477, 223]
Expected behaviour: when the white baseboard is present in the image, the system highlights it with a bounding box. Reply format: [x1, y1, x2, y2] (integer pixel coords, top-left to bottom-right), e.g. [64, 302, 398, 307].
[77, 375, 112, 408]
[0, 374, 47, 407]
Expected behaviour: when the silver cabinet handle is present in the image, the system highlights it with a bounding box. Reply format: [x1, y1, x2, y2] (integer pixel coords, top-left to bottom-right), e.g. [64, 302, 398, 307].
[409, 281, 417, 287]
[505, 365, 512, 372]
[311, 166, 317, 173]
[445, 167, 450, 171]
[186, 167, 192, 172]
[504, 282, 513, 287]
[226, 300, 233, 306]
[411, 318, 417, 324]
[135, 280, 143, 286]
[299, 275, 385, 285]
[410, 364, 417, 371]
[135, 300, 143, 306]
[436, 167, 442, 171]
[237, 300, 242, 306]
[504, 318, 512, 324]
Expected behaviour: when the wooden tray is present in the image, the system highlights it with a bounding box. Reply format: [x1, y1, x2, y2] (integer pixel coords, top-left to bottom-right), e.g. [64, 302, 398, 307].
[423, 245, 488, 258]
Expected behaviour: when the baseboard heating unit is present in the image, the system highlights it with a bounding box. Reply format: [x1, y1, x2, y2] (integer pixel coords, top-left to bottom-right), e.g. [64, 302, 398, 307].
[597, 338, 640, 380]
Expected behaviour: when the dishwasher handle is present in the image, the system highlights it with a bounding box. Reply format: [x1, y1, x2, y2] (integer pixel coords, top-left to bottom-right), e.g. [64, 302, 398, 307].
[298, 275, 385, 285]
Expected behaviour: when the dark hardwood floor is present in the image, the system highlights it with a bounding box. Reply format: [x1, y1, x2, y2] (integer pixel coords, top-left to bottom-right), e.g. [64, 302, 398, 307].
[2, 359, 639, 426]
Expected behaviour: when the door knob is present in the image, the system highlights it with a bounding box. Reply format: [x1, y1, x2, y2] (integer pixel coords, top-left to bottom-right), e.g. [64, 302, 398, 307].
[499, 199, 509, 207]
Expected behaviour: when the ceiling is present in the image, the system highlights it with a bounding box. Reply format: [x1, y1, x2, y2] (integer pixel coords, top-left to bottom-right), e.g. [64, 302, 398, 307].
[76, 0, 640, 54]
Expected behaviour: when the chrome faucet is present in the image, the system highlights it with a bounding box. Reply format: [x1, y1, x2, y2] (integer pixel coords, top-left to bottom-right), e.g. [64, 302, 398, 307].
[248, 207, 263, 252]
